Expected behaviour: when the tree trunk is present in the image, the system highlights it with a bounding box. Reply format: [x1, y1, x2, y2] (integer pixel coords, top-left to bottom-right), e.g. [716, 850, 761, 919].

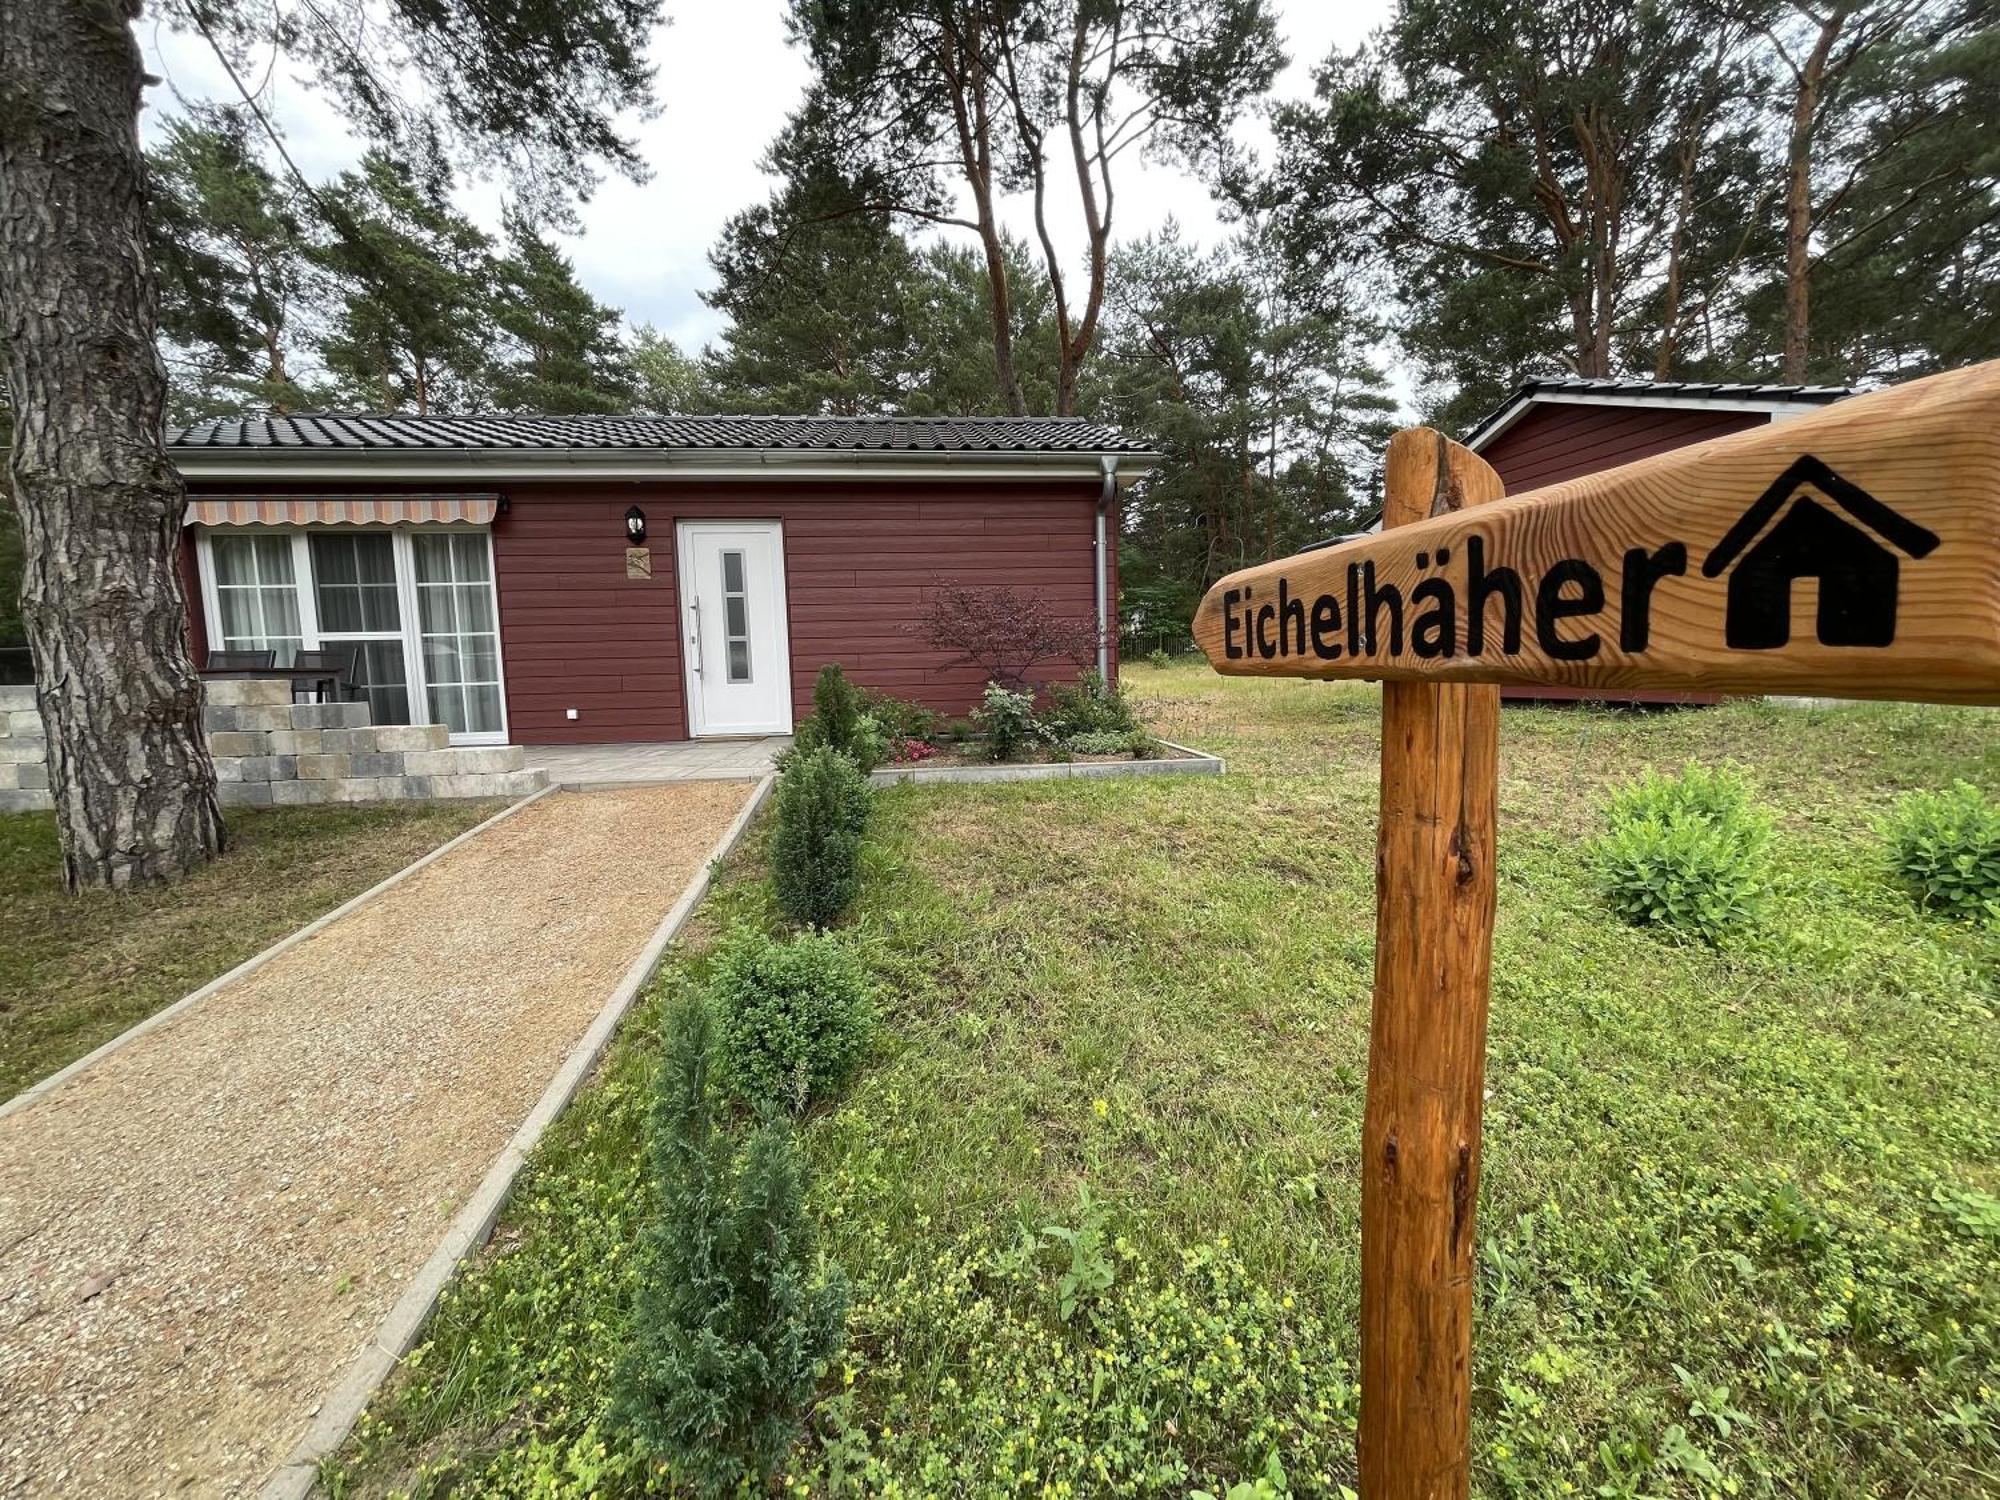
[972, 211, 1028, 416]
[1784, 14, 1843, 384]
[0, 0, 224, 889]
[940, 20, 1029, 417]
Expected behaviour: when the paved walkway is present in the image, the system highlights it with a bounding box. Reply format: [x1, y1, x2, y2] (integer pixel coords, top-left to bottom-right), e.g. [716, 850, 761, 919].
[0, 783, 755, 1497]
[525, 737, 788, 787]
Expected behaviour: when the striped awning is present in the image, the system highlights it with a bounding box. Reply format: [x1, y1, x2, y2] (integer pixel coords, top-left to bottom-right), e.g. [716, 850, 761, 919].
[185, 493, 500, 527]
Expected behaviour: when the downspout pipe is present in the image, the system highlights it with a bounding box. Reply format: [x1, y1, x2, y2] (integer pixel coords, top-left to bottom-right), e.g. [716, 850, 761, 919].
[1096, 455, 1117, 682]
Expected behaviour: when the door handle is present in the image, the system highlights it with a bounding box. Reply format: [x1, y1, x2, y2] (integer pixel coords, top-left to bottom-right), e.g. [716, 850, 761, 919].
[690, 597, 703, 677]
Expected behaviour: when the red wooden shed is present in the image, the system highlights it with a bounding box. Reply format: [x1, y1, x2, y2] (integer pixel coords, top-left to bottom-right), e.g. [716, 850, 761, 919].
[1459, 377, 1854, 703]
[167, 415, 1153, 747]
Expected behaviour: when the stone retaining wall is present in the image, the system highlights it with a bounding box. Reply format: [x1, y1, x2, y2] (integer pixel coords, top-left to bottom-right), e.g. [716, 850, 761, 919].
[0, 680, 546, 814]
[0, 686, 50, 813]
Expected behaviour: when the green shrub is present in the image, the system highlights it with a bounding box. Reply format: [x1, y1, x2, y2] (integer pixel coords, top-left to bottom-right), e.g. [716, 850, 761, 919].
[1145, 648, 1173, 670]
[972, 682, 1041, 762]
[786, 665, 886, 772]
[814, 663, 863, 749]
[862, 688, 941, 746]
[1063, 730, 1132, 757]
[710, 928, 875, 1112]
[771, 747, 868, 926]
[1062, 728, 1158, 759]
[1039, 667, 1140, 740]
[1594, 761, 1772, 943]
[612, 989, 848, 1497]
[1881, 781, 2000, 924]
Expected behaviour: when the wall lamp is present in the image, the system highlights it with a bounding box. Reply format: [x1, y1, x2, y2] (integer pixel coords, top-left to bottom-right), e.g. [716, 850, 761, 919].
[624, 505, 648, 545]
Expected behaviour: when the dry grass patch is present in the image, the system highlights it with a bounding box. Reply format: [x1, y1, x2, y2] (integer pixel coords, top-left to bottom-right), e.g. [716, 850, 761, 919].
[0, 799, 505, 1099]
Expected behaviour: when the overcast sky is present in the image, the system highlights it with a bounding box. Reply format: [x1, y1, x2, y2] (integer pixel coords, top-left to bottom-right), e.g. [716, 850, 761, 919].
[141, 1, 1392, 357]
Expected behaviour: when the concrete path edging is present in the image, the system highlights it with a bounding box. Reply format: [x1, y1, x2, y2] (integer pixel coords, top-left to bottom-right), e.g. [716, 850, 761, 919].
[869, 739, 1225, 787]
[259, 772, 778, 1500]
[0, 785, 560, 1125]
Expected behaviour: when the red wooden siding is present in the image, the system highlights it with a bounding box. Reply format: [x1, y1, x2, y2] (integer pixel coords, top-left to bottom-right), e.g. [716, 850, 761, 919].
[1476, 402, 1770, 493]
[489, 480, 1110, 744]
[179, 531, 209, 666]
[177, 474, 1115, 744]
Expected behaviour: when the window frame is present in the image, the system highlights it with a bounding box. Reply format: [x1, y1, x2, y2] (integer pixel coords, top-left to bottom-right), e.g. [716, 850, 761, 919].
[194, 524, 509, 746]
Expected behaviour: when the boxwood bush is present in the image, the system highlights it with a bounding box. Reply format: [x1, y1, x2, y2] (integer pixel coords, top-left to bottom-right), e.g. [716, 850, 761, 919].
[710, 928, 875, 1112]
[771, 746, 869, 926]
[1593, 761, 1772, 944]
[1881, 780, 2000, 924]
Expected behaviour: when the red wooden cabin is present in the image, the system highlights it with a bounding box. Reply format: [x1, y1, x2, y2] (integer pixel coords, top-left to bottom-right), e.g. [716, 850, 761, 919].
[169, 415, 1152, 747]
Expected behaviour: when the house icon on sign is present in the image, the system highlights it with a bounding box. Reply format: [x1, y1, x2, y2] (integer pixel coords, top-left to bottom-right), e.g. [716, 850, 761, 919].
[1700, 454, 1940, 649]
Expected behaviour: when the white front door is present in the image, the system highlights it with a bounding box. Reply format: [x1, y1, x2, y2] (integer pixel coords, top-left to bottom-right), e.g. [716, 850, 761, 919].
[677, 520, 793, 736]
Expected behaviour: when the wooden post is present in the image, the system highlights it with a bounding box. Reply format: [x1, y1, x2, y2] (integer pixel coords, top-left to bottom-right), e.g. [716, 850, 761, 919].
[1359, 429, 1504, 1499]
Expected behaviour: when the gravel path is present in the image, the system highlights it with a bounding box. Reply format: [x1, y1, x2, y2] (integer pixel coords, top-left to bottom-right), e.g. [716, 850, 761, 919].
[0, 783, 753, 1497]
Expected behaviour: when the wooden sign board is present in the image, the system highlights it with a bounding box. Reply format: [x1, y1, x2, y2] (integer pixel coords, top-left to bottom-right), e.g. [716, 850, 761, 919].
[1195, 362, 2000, 706]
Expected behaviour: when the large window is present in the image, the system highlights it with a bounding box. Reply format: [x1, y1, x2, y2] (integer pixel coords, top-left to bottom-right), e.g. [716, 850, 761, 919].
[211, 535, 303, 664]
[197, 528, 505, 743]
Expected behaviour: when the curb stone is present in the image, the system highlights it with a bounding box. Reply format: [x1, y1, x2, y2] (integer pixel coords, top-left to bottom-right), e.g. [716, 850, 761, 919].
[258, 772, 780, 1500]
[0, 786, 559, 1124]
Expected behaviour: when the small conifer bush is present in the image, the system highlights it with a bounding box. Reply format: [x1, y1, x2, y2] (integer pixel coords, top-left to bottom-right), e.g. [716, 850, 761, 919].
[786, 664, 886, 771]
[1593, 761, 1772, 944]
[612, 989, 848, 1496]
[771, 746, 868, 926]
[1882, 780, 2000, 924]
[710, 928, 874, 1112]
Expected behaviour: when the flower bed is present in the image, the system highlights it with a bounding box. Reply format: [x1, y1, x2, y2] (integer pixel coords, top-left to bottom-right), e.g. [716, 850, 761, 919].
[871, 737, 1223, 785]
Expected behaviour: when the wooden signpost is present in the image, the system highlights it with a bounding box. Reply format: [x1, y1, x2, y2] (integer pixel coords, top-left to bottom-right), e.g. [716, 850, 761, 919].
[1192, 360, 2000, 1500]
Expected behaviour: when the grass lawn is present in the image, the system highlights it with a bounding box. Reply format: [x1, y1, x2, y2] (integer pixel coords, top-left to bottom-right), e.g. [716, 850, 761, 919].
[330, 664, 1997, 1499]
[0, 799, 505, 1100]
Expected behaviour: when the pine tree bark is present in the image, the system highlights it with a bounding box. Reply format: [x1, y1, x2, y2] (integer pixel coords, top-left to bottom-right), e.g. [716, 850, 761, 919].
[1782, 12, 1844, 384]
[0, 0, 225, 889]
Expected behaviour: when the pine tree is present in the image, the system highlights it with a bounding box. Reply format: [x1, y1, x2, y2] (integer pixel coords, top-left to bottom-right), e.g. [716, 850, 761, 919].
[312, 153, 496, 414]
[489, 212, 636, 412]
[614, 989, 848, 1496]
[1095, 225, 1396, 610]
[147, 108, 321, 421]
[1271, 0, 1772, 429]
[629, 324, 711, 414]
[703, 190, 1052, 416]
[756, 0, 1283, 413]
[703, 195, 923, 415]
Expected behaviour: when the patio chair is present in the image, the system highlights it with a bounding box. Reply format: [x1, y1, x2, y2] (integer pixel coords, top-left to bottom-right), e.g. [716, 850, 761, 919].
[204, 648, 277, 673]
[288, 647, 358, 704]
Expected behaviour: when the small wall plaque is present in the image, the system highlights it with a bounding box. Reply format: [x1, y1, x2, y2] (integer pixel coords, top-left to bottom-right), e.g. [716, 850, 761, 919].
[625, 546, 652, 580]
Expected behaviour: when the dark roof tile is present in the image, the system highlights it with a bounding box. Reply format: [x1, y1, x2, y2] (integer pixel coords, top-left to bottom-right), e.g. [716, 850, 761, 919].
[167, 412, 1150, 456]
[1462, 375, 1854, 448]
